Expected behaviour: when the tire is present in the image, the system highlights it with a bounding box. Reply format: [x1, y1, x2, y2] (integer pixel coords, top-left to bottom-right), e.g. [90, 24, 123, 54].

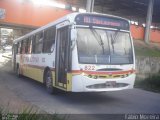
[16, 65, 21, 77]
[45, 70, 54, 94]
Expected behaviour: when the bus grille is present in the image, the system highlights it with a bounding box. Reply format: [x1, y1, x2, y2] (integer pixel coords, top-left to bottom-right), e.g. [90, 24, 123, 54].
[86, 83, 128, 89]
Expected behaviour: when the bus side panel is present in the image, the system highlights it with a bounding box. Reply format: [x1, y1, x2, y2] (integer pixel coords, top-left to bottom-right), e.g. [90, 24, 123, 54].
[19, 54, 55, 83]
[66, 73, 72, 91]
[23, 65, 44, 83]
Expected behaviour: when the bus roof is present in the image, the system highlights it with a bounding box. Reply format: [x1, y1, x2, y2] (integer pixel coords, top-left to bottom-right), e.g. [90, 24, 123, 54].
[13, 12, 130, 44]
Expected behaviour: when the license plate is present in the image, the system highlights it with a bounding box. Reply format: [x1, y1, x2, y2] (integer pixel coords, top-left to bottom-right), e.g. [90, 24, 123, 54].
[106, 81, 116, 87]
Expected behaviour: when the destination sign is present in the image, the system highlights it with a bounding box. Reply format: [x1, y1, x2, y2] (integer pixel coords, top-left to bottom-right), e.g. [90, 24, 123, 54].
[75, 14, 129, 30]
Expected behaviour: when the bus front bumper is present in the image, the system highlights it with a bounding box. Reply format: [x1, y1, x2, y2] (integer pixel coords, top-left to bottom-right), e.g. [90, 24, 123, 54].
[71, 74, 136, 92]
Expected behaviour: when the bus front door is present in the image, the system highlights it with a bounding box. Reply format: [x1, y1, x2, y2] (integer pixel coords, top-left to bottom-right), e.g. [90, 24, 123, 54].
[55, 26, 70, 89]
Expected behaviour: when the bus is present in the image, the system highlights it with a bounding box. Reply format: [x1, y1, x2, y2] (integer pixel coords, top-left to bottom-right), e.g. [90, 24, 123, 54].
[12, 13, 136, 93]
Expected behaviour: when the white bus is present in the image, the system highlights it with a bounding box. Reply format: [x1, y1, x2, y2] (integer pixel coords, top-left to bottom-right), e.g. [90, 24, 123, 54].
[12, 13, 136, 93]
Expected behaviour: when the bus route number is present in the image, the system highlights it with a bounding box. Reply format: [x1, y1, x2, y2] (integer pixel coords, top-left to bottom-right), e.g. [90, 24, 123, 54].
[84, 65, 95, 71]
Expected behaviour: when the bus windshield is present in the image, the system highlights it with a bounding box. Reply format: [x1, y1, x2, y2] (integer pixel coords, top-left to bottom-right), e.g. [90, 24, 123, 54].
[77, 28, 133, 64]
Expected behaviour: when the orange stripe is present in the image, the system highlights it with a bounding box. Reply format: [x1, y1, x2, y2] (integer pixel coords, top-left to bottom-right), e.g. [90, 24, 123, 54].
[71, 69, 136, 75]
[21, 63, 135, 75]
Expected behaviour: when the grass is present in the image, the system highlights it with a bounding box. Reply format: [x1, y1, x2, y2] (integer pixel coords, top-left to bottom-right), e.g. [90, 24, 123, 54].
[0, 107, 68, 120]
[135, 75, 160, 93]
[134, 46, 160, 57]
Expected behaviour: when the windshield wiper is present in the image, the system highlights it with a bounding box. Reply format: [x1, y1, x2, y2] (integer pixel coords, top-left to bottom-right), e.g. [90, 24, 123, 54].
[109, 30, 119, 54]
[90, 29, 105, 54]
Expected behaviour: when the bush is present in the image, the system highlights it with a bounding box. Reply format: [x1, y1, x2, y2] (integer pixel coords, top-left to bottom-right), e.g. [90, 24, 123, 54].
[0, 107, 67, 120]
[135, 75, 160, 92]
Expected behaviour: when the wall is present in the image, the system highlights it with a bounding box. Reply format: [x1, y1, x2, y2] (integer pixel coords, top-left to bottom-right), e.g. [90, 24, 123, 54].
[130, 25, 145, 40]
[150, 29, 160, 43]
[136, 56, 160, 80]
[131, 25, 160, 43]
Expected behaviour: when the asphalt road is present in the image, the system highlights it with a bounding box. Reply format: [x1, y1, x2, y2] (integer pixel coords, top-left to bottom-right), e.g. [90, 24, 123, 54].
[0, 57, 160, 117]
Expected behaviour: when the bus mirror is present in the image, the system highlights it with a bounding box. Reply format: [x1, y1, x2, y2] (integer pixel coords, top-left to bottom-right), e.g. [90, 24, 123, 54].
[71, 29, 77, 49]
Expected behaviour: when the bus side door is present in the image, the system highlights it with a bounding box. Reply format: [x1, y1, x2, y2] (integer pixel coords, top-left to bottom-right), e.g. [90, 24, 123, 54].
[55, 23, 71, 89]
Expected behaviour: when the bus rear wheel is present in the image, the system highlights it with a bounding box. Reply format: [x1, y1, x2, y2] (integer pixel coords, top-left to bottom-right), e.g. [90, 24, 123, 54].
[16, 65, 21, 77]
[45, 70, 54, 94]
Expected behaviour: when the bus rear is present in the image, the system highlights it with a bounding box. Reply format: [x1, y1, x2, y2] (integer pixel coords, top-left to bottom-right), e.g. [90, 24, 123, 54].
[70, 13, 136, 92]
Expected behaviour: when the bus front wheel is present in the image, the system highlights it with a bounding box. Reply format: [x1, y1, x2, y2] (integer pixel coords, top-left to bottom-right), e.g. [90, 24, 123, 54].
[45, 70, 54, 94]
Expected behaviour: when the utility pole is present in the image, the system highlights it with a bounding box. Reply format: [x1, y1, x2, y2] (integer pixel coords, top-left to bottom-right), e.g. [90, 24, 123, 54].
[144, 0, 154, 44]
[86, 0, 95, 12]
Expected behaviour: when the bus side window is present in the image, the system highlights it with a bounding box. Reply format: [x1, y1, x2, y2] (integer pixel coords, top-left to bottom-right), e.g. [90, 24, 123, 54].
[32, 36, 36, 53]
[22, 40, 26, 54]
[25, 38, 29, 54]
[16, 43, 18, 54]
[20, 41, 23, 54]
[13, 44, 17, 54]
[43, 27, 56, 53]
[18, 42, 20, 54]
[28, 37, 32, 54]
[35, 32, 43, 53]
